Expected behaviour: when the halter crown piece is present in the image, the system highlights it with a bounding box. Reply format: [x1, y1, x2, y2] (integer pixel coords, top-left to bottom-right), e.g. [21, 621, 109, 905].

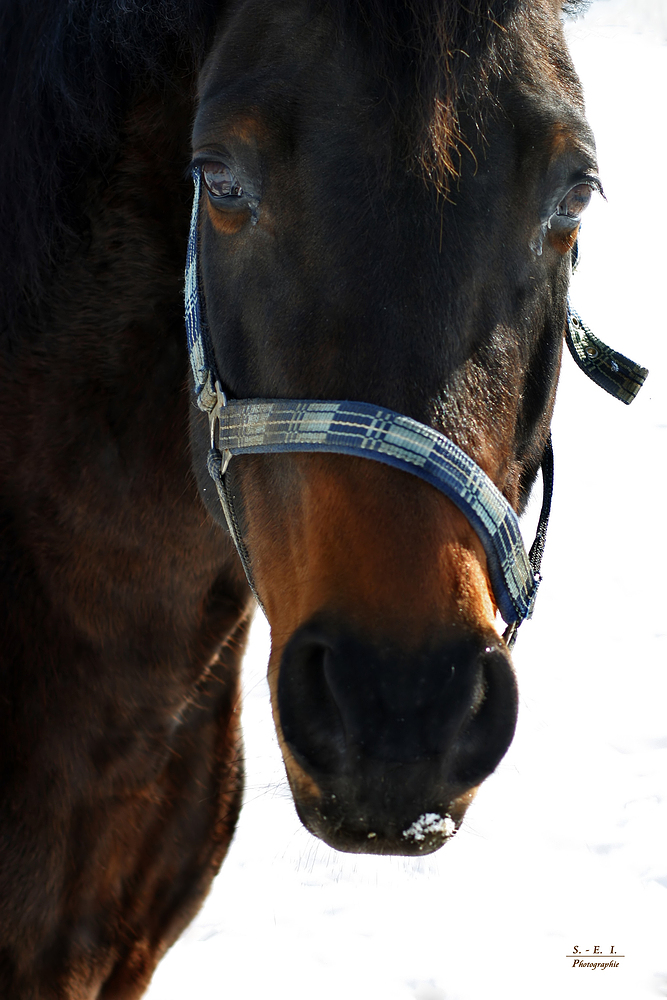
[185, 167, 648, 647]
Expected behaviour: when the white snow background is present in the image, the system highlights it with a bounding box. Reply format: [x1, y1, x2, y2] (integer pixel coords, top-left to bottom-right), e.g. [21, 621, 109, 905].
[147, 3, 667, 997]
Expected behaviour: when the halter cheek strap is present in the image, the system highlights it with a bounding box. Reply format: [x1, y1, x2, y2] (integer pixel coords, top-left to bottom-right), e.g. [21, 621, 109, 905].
[185, 167, 647, 646]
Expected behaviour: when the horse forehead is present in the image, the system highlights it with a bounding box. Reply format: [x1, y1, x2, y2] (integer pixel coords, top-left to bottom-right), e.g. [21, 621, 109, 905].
[196, 11, 589, 183]
[199, 0, 339, 99]
[194, 1, 596, 233]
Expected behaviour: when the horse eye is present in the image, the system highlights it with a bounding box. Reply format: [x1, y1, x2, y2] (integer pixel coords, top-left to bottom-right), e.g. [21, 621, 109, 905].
[556, 183, 593, 220]
[202, 162, 244, 200]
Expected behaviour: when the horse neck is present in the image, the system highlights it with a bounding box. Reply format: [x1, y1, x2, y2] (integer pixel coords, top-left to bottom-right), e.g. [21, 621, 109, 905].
[0, 76, 248, 695]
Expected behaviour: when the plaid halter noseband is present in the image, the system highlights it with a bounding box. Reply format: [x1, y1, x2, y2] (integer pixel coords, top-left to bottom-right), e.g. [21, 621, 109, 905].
[185, 167, 647, 646]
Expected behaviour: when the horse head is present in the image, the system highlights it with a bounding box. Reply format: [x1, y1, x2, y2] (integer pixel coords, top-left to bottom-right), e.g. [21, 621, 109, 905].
[189, 0, 599, 854]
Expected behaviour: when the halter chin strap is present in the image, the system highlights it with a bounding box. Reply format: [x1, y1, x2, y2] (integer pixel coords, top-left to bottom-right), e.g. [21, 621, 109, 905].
[185, 167, 647, 644]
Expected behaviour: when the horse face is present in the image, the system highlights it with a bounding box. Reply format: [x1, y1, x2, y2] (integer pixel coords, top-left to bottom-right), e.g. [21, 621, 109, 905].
[191, 0, 597, 854]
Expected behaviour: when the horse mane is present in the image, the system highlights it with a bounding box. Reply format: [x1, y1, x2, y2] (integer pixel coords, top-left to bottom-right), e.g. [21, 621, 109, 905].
[0, 0, 218, 346]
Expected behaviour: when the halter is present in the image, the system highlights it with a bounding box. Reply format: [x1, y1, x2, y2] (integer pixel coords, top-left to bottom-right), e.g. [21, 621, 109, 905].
[185, 167, 647, 646]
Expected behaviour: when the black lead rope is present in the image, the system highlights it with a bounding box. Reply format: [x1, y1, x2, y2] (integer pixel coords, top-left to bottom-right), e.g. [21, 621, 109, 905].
[503, 434, 554, 651]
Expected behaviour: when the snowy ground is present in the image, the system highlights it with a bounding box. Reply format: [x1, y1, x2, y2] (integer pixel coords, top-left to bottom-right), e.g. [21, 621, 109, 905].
[146, 4, 667, 998]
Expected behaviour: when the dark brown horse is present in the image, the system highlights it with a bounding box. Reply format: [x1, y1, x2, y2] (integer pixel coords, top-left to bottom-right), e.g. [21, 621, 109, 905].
[0, 0, 599, 995]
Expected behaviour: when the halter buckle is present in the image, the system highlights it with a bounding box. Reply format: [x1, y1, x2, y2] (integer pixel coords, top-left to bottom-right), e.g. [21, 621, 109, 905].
[209, 380, 232, 475]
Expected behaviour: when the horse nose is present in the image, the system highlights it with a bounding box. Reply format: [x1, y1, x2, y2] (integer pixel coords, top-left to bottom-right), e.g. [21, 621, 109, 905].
[277, 617, 518, 836]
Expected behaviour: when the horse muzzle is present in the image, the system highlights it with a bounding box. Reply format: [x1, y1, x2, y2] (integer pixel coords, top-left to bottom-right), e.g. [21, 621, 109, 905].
[274, 617, 518, 855]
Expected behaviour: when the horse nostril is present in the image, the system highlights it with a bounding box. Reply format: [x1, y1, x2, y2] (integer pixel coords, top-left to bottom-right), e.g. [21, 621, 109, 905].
[278, 623, 518, 791]
[278, 633, 348, 774]
[277, 621, 519, 854]
[450, 644, 518, 787]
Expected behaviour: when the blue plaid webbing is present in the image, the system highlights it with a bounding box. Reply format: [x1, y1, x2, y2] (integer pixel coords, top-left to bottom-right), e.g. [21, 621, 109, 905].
[185, 169, 217, 409]
[216, 398, 538, 625]
[566, 305, 648, 405]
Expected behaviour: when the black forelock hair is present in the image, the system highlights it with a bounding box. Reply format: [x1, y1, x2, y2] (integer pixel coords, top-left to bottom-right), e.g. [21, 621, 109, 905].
[324, 1, 516, 191]
[0, 0, 219, 344]
[324, 0, 588, 191]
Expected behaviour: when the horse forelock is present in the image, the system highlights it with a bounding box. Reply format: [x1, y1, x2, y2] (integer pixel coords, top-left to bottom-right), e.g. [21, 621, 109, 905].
[323, 0, 584, 196]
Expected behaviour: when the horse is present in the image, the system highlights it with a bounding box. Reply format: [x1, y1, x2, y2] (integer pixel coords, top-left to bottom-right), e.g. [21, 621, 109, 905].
[0, 0, 619, 995]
